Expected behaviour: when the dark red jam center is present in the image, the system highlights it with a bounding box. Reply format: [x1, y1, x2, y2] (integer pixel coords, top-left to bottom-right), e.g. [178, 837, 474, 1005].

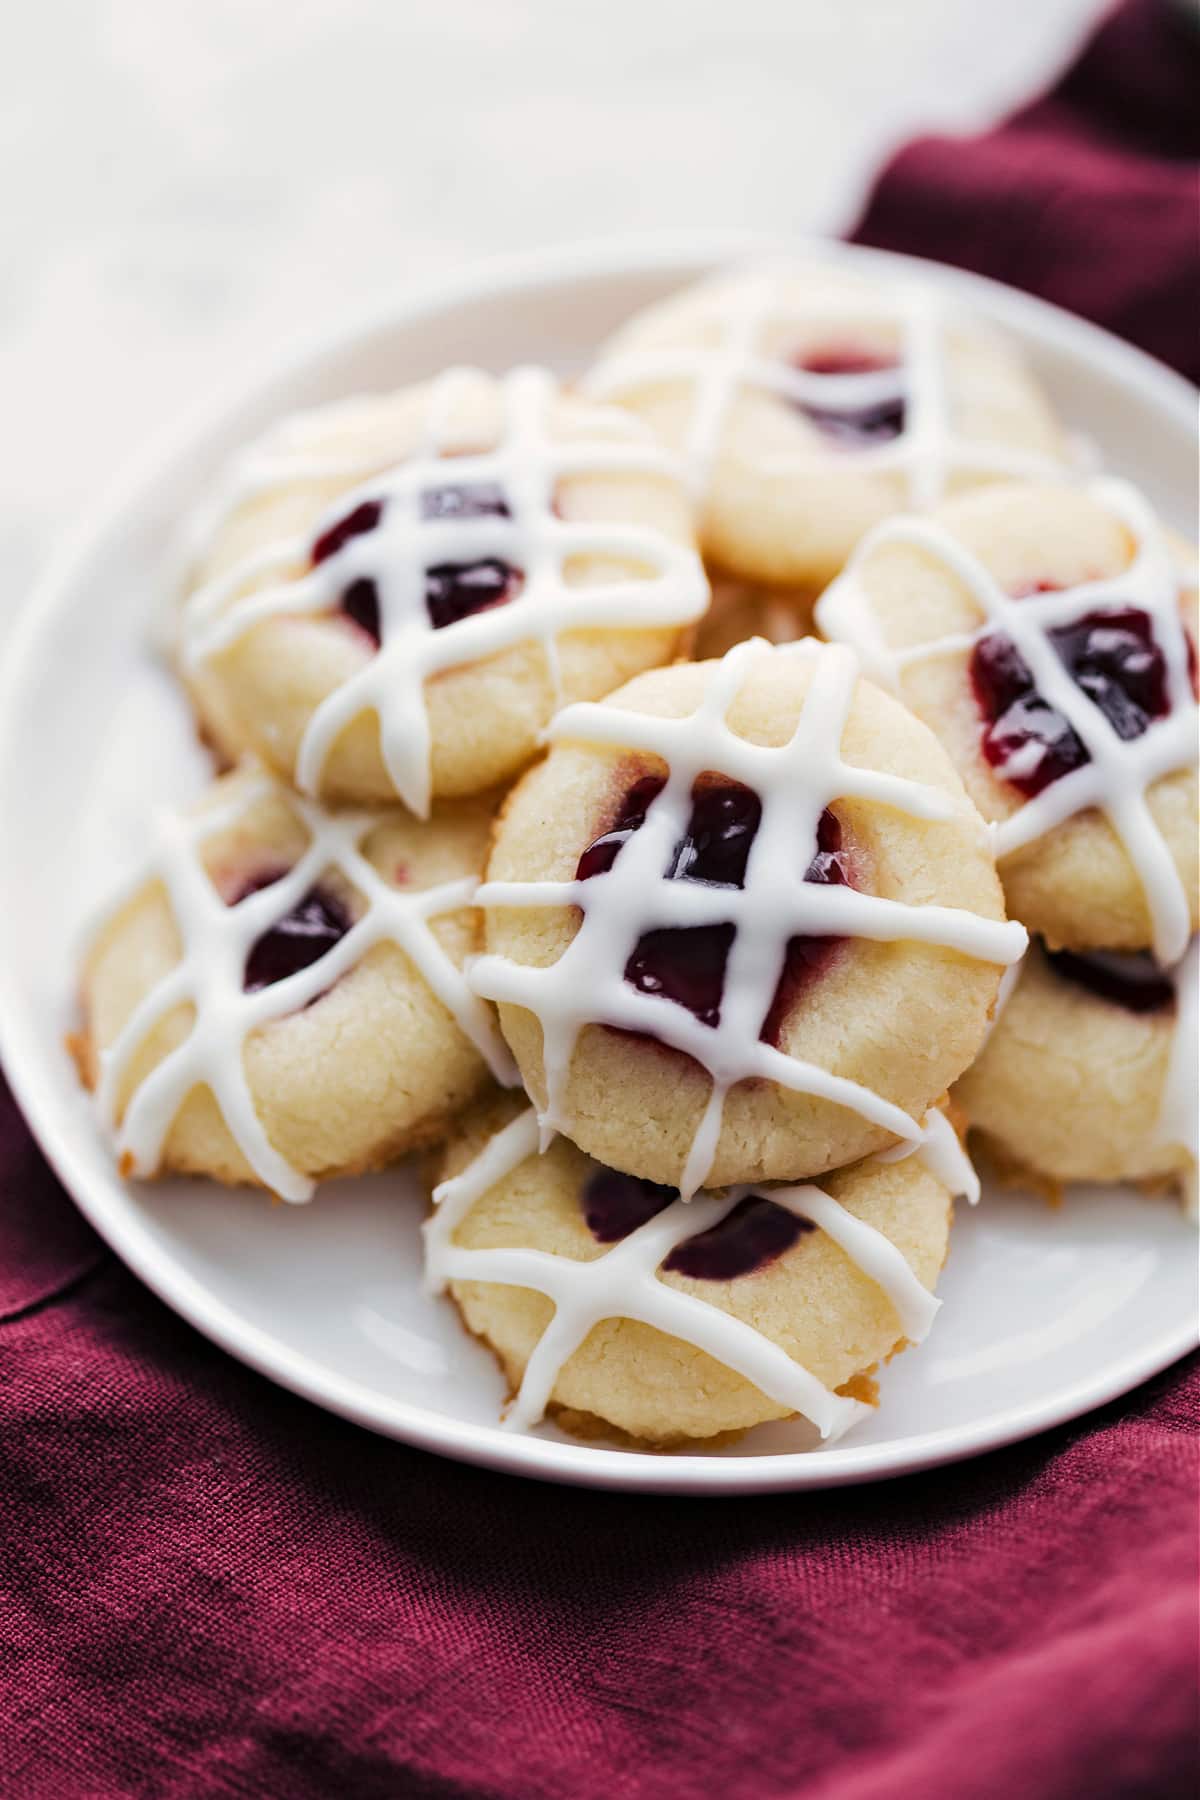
[579, 1170, 814, 1279]
[971, 604, 1171, 797]
[624, 925, 734, 1029]
[793, 347, 905, 447]
[759, 809, 851, 1046]
[582, 1167, 676, 1241]
[576, 778, 850, 1035]
[341, 577, 383, 643]
[666, 782, 761, 884]
[663, 1196, 814, 1281]
[233, 871, 353, 994]
[424, 557, 520, 631]
[311, 499, 382, 564]
[1045, 946, 1176, 1014]
[575, 774, 666, 881]
[311, 486, 521, 646]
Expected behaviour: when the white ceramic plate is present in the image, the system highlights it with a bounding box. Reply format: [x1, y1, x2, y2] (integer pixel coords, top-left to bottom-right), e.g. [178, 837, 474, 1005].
[1, 232, 1196, 1494]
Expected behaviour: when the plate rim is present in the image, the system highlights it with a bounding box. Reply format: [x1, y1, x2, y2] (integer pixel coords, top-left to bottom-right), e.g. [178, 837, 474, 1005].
[1, 228, 1196, 1495]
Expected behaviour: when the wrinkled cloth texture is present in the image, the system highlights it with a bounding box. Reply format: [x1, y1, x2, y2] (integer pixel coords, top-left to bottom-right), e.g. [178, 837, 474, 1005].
[3, 2, 1199, 1795]
[851, 0, 1200, 383]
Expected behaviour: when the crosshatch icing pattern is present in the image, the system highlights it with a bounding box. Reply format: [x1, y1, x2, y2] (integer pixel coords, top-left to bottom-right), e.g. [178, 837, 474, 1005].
[470, 636, 1027, 1198]
[181, 366, 709, 815]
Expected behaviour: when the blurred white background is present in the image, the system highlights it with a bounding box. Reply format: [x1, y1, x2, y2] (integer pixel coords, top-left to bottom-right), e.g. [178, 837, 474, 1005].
[4, 0, 1102, 623]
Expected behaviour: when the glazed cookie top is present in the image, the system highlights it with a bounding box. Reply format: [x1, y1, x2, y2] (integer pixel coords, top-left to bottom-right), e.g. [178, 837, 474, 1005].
[582, 263, 1064, 583]
[425, 1095, 976, 1440]
[83, 766, 514, 1201]
[180, 367, 708, 814]
[472, 636, 1025, 1194]
[816, 479, 1199, 961]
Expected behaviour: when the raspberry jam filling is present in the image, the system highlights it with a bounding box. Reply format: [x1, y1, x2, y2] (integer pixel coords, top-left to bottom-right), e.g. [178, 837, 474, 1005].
[1045, 946, 1176, 1014]
[311, 498, 382, 564]
[576, 777, 850, 1034]
[760, 809, 850, 1045]
[663, 1196, 813, 1280]
[575, 773, 668, 880]
[311, 486, 522, 645]
[971, 604, 1171, 797]
[793, 347, 905, 447]
[233, 870, 353, 994]
[582, 1166, 676, 1242]
[624, 925, 734, 1030]
[424, 558, 520, 632]
[580, 1168, 812, 1278]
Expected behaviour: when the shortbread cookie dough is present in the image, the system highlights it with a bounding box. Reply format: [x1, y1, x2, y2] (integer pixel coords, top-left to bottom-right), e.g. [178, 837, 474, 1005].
[584, 263, 1063, 588]
[78, 766, 512, 1198]
[473, 636, 1023, 1193]
[180, 367, 708, 813]
[817, 479, 1199, 961]
[955, 937, 1197, 1201]
[427, 1092, 963, 1444]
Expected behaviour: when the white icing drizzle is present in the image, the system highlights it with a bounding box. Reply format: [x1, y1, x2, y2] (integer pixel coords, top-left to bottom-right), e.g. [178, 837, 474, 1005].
[470, 636, 1026, 1197]
[582, 267, 1063, 508]
[817, 478, 1198, 965]
[175, 395, 398, 587]
[424, 1105, 951, 1439]
[180, 367, 709, 816]
[93, 773, 516, 1202]
[1157, 936, 1199, 1219]
[875, 1106, 981, 1207]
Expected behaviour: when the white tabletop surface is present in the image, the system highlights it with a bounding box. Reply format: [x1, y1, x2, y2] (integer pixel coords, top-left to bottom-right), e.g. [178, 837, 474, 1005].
[4, 0, 1101, 631]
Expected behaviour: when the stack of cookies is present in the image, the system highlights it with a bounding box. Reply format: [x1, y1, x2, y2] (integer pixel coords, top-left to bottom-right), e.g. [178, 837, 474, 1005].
[76, 262, 1197, 1448]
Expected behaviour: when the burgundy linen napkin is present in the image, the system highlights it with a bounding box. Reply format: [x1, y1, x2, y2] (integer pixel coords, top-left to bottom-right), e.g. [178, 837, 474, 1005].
[3, 3, 1198, 1794]
[851, 0, 1200, 384]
